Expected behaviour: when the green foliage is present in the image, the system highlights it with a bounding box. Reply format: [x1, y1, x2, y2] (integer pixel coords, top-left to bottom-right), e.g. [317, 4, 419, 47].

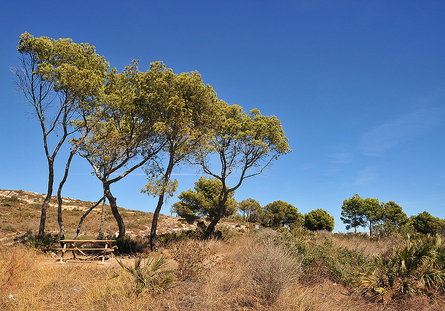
[115, 255, 173, 296]
[191, 103, 291, 235]
[410, 211, 445, 235]
[341, 194, 366, 233]
[254, 228, 370, 287]
[359, 235, 445, 301]
[15, 231, 59, 252]
[342, 195, 409, 237]
[114, 235, 145, 254]
[171, 177, 237, 222]
[170, 240, 215, 281]
[304, 208, 335, 232]
[362, 198, 384, 236]
[156, 230, 201, 246]
[238, 198, 262, 223]
[262, 200, 303, 229]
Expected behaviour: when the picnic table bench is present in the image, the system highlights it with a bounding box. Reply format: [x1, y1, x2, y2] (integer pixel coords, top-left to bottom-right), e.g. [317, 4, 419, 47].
[57, 240, 116, 263]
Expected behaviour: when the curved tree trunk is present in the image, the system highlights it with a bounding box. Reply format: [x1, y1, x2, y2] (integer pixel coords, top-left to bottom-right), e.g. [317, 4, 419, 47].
[72, 197, 105, 239]
[205, 190, 229, 238]
[104, 183, 125, 239]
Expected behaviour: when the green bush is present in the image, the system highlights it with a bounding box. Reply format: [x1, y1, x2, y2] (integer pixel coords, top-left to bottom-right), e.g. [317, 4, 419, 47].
[114, 235, 146, 254]
[115, 255, 173, 296]
[15, 231, 59, 252]
[359, 234, 445, 301]
[156, 230, 200, 246]
[253, 227, 371, 287]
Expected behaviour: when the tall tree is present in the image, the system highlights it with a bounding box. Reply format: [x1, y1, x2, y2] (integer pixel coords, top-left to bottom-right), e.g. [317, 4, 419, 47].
[141, 66, 220, 250]
[76, 61, 166, 239]
[171, 177, 237, 223]
[13, 32, 108, 237]
[378, 201, 408, 234]
[362, 197, 384, 236]
[340, 194, 366, 234]
[192, 104, 291, 237]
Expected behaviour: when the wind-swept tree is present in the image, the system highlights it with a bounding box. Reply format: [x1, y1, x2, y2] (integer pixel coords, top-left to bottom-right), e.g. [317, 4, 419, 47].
[13, 32, 108, 237]
[76, 61, 167, 239]
[191, 104, 291, 237]
[141, 66, 220, 250]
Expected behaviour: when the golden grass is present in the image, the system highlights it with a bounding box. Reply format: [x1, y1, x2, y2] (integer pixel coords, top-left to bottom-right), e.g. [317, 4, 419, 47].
[1, 235, 444, 310]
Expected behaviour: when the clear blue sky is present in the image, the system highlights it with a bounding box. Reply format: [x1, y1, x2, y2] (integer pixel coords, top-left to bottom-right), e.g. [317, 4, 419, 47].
[1, 1, 444, 232]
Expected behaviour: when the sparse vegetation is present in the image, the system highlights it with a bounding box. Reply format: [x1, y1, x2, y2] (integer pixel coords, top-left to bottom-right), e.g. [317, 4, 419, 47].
[2, 190, 445, 310]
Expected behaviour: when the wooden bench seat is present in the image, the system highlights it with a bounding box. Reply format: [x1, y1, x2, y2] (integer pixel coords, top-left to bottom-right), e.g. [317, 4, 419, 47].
[57, 239, 116, 263]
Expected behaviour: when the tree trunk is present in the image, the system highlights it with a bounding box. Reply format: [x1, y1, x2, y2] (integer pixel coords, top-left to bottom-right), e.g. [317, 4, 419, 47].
[150, 154, 175, 251]
[57, 127, 89, 240]
[73, 197, 105, 239]
[99, 199, 106, 234]
[104, 183, 125, 239]
[38, 160, 54, 237]
[205, 190, 229, 238]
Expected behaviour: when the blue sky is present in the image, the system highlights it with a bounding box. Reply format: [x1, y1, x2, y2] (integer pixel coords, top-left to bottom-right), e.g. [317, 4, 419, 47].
[1, 1, 444, 232]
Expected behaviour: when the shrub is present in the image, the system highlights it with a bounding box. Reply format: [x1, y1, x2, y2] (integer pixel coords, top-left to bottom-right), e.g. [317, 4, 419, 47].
[359, 234, 445, 301]
[114, 235, 146, 254]
[115, 255, 173, 296]
[156, 230, 200, 246]
[244, 238, 300, 303]
[170, 240, 215, 281]
[15, 231, 59, 252]
[215, 224, 237, 241]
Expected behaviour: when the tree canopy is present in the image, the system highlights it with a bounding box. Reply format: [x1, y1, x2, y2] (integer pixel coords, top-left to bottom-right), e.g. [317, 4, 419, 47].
[171, 177, 237, 223]
[191, 103, 291, 236]
[14, 32, 108, 237]
[340, 194, 366, 234]
[304, 208, 335, 232]
[411, 211, 445, 235]
[261, 200, 303, 229]
[238, 198, 262, 223]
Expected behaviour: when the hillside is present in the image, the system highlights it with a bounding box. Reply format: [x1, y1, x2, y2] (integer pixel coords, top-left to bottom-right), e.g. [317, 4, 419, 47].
[0, 189, 216, 244]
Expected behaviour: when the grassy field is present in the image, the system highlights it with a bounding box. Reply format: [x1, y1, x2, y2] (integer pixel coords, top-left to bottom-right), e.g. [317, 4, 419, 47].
[1, 190, 445, 310]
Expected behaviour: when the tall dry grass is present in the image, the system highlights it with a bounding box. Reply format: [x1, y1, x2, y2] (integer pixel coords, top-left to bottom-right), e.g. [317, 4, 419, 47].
[1, 233, 444, 310]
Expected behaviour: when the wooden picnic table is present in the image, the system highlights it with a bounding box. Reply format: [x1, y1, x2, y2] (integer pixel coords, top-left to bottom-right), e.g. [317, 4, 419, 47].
[57, 239, 116, 263]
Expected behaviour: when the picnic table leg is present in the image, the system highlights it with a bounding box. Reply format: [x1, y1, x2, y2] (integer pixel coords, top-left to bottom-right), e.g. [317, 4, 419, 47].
[102, 243, 108, 263]
[59, 243, 67, 262]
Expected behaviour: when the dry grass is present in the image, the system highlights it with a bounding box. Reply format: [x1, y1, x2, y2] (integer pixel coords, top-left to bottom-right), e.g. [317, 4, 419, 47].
[1, 232, 445, 310]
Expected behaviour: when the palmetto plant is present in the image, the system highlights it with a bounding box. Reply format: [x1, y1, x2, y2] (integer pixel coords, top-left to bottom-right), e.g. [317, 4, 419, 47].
[115, 254, 173, 295]
[359, 234, 445, 301]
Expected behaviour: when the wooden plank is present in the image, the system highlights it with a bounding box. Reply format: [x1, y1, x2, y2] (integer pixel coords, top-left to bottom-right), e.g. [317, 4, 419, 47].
[60, 240, 115, 243]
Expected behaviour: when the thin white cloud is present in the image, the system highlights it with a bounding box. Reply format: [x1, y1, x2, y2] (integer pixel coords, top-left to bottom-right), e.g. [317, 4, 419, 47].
[359, 107, 445, 156]
[354, 166, 379, 186]
[329, 152, 353, 164]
